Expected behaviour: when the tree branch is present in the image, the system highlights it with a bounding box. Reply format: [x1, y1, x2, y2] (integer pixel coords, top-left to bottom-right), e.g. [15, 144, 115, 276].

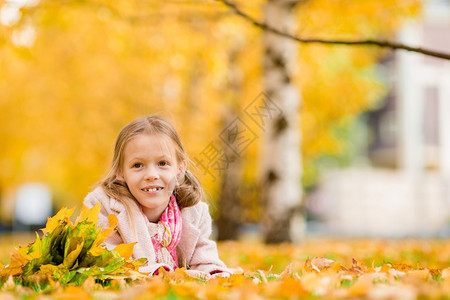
[217, 0, 450, 61]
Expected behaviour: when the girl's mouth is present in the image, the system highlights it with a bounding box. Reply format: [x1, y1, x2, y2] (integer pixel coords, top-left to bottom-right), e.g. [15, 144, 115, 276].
[142, 187, 164, 192]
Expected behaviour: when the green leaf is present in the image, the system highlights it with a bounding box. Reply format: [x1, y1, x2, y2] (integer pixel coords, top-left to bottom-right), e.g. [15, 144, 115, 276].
[52, 265, 75, 285]
[70, 272, 89, 286]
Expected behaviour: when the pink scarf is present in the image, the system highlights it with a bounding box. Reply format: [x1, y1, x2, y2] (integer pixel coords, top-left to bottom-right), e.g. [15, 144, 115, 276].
[141, 194, 182, 268]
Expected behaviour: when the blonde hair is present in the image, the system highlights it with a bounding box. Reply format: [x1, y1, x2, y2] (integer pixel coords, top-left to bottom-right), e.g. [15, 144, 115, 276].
[99, 115, 202, 217]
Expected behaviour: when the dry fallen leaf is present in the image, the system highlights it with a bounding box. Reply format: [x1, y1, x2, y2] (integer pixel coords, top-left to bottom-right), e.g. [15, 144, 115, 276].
[305, 257, 335, 273]
[1, 229, 449, 299]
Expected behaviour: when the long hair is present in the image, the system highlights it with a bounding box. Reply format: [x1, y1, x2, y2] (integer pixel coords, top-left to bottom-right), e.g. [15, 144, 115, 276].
[99, 115, 202, 219]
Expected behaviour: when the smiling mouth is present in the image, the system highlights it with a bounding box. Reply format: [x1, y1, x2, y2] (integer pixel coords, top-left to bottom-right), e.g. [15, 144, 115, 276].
[142, 187, 164, 192]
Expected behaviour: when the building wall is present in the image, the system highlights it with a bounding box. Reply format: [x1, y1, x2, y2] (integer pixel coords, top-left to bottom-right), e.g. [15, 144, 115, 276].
[310, 1, 450, 237]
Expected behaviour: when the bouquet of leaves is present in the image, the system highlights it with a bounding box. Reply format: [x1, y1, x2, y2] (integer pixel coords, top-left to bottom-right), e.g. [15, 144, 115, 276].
[0, 204, 146, 286]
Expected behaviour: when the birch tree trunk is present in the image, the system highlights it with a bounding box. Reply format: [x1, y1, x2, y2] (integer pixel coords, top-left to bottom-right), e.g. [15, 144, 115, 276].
[261, 0, 304, 243]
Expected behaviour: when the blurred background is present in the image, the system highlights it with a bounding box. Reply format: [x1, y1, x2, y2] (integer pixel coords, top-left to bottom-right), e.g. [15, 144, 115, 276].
[0, 0, 449, 241]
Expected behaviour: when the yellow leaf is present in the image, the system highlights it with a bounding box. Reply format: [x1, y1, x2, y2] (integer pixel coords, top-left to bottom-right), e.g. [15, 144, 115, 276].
[132, 258, 147, 269]
[88, 214, 118, 256]
[17, 247, 29, 261]
[113, 242, 136, 260]
[63, 241, 84, 269]
[96, 214, 118, 246]
[87, 245, 104, 257]
[97, 214, 119, 244]
[107, 214, 118, 228]
[42, 207, 75, 235]
[39, 264, 58, 275]
[75, 203, 101, 225]
[18, 233, 43, 260]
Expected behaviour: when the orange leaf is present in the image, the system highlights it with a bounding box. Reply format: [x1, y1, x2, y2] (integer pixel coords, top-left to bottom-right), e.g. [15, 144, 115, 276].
[0, 252, 29, 276]
[113, 242, 136, 260]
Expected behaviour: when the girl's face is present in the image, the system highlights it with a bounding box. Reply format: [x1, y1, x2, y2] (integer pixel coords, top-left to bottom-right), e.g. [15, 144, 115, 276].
[120, 133, 186, 222]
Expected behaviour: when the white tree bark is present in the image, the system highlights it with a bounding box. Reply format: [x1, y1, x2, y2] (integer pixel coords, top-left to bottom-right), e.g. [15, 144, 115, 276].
[438, 63, 450, 177]
[261, 0, 303, 243]
[396, 22, 424, 173]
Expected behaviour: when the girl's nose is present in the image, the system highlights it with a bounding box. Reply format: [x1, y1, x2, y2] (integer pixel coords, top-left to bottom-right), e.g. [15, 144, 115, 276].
[144, 167, 159, 181]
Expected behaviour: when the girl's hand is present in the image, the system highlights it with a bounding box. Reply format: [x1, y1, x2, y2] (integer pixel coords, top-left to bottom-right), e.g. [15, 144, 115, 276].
[184, 269, 233, 280]
[183, 269, 211, 280]
[210, 271, 231, 279]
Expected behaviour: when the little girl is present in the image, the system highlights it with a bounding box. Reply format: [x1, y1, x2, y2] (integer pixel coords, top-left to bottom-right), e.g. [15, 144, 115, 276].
[83, 115, 231, 278]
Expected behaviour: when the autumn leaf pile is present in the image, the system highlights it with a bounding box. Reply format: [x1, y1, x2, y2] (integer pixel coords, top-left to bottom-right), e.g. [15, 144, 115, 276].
[0, 205, 144, 288]
[0, 207, 449, 299]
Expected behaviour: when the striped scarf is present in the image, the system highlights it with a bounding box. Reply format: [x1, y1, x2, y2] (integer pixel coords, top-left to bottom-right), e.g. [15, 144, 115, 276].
[141, 194, 182, 268]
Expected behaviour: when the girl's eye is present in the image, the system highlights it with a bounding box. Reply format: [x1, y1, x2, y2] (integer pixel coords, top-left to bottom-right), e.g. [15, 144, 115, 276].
[158, 161, 168, 167]
[133, 163, 143, 168]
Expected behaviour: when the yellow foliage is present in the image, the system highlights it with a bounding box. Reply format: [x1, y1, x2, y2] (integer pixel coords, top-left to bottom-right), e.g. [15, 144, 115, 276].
[0, 0, 422, 220]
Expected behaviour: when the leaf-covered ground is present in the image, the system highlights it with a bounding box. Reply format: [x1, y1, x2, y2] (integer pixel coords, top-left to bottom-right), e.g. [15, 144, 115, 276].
[1, 234, 449, 299]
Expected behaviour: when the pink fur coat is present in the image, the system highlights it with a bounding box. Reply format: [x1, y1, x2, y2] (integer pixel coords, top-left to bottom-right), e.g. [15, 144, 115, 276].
[83, 187, 230, 276]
